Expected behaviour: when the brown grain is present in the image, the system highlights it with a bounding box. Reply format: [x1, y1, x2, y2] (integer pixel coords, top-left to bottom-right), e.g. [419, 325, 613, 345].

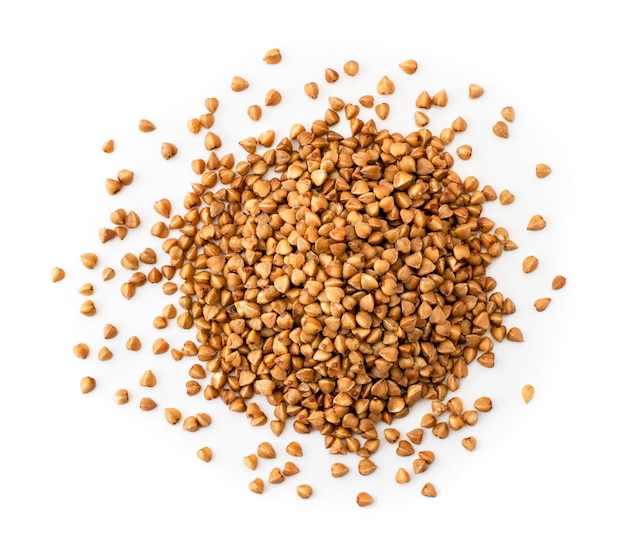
[139, 119, 156, 132]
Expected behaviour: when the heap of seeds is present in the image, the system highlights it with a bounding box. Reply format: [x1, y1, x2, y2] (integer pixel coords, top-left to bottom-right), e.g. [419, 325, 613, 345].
[167, 116, 515, 456]
[55, 50, 567, 504]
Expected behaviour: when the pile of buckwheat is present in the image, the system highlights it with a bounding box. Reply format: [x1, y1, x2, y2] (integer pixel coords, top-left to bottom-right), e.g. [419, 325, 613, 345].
[51, 49, 566, 505]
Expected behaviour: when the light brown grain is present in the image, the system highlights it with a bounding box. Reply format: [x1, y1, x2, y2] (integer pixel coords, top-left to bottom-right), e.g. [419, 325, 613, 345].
[552, 275, 567, 290]
[493, 121, 509, 138]
[356, 492, 373, 507]
[139, 397, 157, 411]
[231, 76, 249, 92]
[197, 447, 213, 462]
[296, 484, 313, 499]
[80, 376, 96, 394]
[522, 255, 539, 273]
[399, 59, 418, 74]
[501, 106, 515, 122]
[468, 84, 484, 98]
[522, 384, 535, 404]
[343, 60, 359, 76]
[461, 436, 477, 451]
[51, 267, 65, 282]
[421, 483, 437, 497]
[138, 119, 156, 132]
[113, 389, 129, 405]
[536, 163, 552, 178]
[262, 48, 282, 64]
[376, 75, 395, 95]
[534, 297, 552, 312]
[527, 214, 546, 231]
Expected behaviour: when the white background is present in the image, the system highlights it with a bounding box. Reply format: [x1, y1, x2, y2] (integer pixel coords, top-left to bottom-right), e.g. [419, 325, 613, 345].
[1, 1, 624, 541]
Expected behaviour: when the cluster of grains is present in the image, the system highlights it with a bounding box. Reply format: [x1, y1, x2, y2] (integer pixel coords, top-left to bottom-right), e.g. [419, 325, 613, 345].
[53, 49, 566, 505]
